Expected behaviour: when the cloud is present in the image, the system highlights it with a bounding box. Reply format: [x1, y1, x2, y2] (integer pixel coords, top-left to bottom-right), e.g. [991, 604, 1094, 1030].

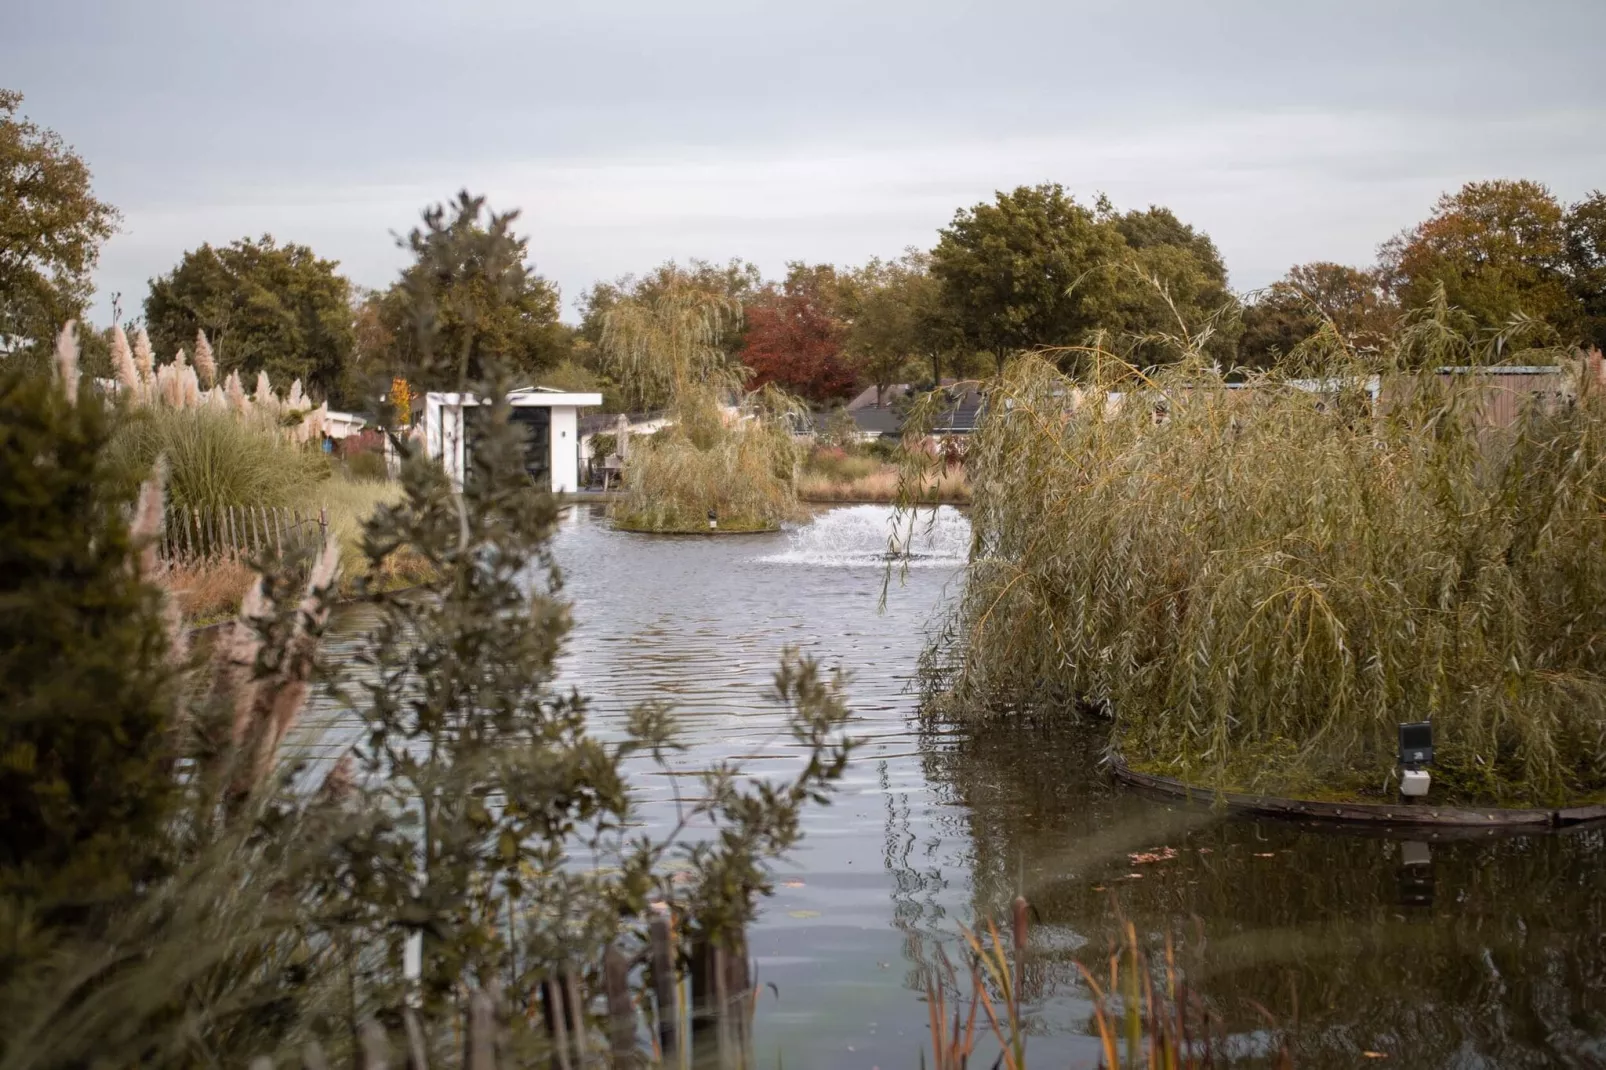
[94, 102, 1606, 321]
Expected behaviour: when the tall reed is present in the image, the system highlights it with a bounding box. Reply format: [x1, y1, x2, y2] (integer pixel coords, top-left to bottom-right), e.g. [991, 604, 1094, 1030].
[895, 310, 1606, 806]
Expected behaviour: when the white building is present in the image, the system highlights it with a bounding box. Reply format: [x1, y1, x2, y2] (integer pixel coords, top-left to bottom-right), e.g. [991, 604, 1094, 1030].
[422, 387, 603, 493]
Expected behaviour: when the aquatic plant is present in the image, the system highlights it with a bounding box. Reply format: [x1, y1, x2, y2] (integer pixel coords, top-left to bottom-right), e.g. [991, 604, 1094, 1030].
[893, 300, 1606, 806]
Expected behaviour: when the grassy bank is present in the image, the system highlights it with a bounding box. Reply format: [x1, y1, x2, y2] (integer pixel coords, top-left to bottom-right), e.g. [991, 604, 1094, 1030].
[163, 474, 430, 623]
[800, 445, 970, 503]
[903, 324, 1606, 808]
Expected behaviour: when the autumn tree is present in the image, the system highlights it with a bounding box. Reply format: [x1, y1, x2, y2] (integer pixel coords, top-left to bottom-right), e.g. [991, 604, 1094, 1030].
[740, 264, 858, 403]
[1379, 179, 1578, 339]
[1239, 262, 1398, 368]
[144, 236, 355, 402]
[1565, 190, 1606, 351]
[379, 191, 570, 392]
[0, 90, 118, 362]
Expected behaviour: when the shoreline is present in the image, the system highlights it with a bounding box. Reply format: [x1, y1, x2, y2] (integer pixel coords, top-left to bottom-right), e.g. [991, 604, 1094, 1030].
[1110, 754, 1606, 831]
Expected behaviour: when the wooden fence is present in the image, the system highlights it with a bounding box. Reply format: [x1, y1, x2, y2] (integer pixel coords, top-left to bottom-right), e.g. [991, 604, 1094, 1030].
[161, 505, 329, 562]
[257, 918, 753, 1070]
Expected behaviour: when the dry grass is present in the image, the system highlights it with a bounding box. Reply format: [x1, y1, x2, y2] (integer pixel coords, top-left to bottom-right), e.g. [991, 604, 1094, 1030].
[162, 558, 258, 624]
[800, 465, 970, 503]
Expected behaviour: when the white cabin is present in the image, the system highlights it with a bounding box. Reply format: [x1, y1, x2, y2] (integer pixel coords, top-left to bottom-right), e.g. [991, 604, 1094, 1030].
[422, 388, 603, 493]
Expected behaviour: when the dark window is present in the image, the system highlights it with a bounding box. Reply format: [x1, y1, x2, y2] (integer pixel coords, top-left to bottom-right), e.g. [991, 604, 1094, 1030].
[463, 404, 552, 489]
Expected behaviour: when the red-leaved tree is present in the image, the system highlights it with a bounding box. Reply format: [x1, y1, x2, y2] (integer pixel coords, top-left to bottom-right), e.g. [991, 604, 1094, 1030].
[740, 270, 858, 402]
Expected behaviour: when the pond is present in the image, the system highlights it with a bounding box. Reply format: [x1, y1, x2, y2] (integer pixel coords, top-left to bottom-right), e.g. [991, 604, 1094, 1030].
[331, 504, 1606, 1068]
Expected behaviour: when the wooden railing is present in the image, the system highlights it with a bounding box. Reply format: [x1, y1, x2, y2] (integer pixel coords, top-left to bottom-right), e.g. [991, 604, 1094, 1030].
[161, 505, 328, 562]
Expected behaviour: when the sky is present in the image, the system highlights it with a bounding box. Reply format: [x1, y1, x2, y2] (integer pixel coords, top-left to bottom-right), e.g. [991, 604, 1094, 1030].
[7, 0, 1606, 324]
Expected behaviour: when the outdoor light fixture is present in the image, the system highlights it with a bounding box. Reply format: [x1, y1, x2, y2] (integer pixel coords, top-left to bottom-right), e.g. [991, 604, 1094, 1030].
[707, 509, 718, 531]
[1398, 721, 1433, 798]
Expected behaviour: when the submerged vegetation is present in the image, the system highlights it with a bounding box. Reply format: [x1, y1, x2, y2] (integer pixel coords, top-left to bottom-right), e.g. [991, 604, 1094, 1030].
[897, 303, 1606, 807]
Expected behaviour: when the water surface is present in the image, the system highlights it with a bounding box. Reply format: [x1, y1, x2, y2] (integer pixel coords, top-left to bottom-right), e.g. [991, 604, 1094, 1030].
[331, 504, 1606, 1068]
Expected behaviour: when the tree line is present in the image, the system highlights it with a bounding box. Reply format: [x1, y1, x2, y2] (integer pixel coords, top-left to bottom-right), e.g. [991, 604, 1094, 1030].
[5, 88, 1605, 415]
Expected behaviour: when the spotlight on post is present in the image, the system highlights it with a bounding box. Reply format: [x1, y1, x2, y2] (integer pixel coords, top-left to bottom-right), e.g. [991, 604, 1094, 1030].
[1398, 721, 1433, 798]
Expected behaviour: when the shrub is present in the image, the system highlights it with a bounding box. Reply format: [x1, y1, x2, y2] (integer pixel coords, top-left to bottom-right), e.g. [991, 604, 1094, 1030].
[342, 447, 389, 483]
[613, 385, 804, 532]
[0, 365, 179, 949]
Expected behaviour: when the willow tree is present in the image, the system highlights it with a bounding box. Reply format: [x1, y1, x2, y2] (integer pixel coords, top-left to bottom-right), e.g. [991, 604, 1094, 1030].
[599, 282, 804, 532]
[598, 282, 742, 413]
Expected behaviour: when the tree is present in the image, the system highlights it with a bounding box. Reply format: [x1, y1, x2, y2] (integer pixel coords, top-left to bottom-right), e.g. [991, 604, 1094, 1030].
[1379, 180, 1578, 339]
[1107, 205, 1238, 364]
[144, 236, 355, 402]
[380, 191, 570, 393]
[1238, 262, 1397, 368]
[0, 90, 118, 361]
[1564, 190, 1606, 351]
[930, 184, 1128, 375]
[740, 264, 859, 403]
[844, 250, 960, 401]
[576, 258, 760, 372]
[598, 279, 741, 412]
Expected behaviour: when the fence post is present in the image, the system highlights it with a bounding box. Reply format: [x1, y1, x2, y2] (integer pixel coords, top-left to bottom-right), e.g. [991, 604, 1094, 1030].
[603, 944, 636, 1064]
[465, 989, 496, 1070]
[358, 1020, 390, 1070]
[649, 915, 679, 1065]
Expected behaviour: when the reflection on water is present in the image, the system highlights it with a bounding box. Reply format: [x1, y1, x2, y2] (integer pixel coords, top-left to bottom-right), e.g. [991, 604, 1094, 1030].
[314, 504, 1606, 1069]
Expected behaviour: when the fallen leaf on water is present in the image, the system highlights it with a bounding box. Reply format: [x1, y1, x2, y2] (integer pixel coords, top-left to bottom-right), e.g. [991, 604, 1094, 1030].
[1362, 1053, 1388, 1060]
[787, 909, 821, 919]
[1196, 847, 1213, 854]
[781, 879, 805, 888]
[1255, 852, 1276, 858]
[1091, 885, 1106, 892]
[1126, 872, 1144, 879]
[1128, 846, 1179, 865]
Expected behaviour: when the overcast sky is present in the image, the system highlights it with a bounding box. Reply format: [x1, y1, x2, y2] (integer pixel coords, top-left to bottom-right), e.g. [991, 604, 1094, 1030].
[8, 0, 1605, 323]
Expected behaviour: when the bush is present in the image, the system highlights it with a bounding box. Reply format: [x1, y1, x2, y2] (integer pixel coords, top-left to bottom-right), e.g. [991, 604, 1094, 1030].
[900, 316, 1606, 806]
[613, 386, 804, 532]
[0, 367, 178, 939]
[342, 447, 389, 483]
[110, 405, 325, 509]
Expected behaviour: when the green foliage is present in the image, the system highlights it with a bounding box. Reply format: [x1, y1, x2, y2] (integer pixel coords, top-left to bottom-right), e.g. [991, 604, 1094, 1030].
[598, 275, 743, 412]
[144, 236, 355, 403]
[1379, 179, 1579, 340]
[109, 405, 325, 509]
[575, 258, 761, 376]
[930, 186, 1236, 375]
[931, 183, 1129, 374]
[844, 250, 955, 394]
[341, 447, 389, 483]
[535, 357, 625, 412]
[1565, 189, 1606, 351]
[0, 90, 119, 363]
[381, 191, 570, 393]
[894, 302, 1606, 807]
[0, 366, 176, 955]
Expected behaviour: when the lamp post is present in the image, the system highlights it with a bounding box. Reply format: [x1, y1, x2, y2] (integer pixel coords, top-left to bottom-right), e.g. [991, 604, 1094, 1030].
[1398, 721, 1433, 798]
